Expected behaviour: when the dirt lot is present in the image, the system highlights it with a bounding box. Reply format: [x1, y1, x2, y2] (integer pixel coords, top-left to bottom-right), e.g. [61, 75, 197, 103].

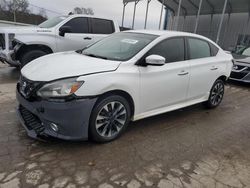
[0, 63, 250, 188]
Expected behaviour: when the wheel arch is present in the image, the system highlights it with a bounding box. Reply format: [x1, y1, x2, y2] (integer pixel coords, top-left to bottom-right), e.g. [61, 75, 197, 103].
[95, 89, 135, 118]
[16, 44, 53, 60]
[217, 75, 228, 83]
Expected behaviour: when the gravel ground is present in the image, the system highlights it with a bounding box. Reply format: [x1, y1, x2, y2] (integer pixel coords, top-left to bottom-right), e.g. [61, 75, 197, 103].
[0, 63, 250, 188]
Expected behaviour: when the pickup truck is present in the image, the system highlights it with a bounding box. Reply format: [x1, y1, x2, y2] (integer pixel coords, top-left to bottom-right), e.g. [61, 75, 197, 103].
[0, 15, 120, 67]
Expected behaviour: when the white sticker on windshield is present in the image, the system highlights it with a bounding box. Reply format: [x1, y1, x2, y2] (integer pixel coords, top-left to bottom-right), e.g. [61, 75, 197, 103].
[121, 39, 138, 44]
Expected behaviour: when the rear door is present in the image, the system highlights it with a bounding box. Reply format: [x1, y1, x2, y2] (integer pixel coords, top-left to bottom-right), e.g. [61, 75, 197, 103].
[186, 37, 221, 100]
[56, 17, 92, 51]
[87, 18, 116, 44]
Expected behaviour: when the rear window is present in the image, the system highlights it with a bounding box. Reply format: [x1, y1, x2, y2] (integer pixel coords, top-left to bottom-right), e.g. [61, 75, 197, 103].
[91, 18, 114, 34]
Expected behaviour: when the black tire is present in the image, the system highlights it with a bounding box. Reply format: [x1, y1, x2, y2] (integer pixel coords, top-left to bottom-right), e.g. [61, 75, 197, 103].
[20, 50, 47, 67]
[205, 79, 225, 109]
[89, 95, 131, 142]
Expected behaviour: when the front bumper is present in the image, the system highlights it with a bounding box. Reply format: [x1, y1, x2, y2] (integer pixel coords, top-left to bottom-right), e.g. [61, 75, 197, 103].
[230, 65, 250, 83]
[0, 50, 20, 67]
[16, 89, 97, 141]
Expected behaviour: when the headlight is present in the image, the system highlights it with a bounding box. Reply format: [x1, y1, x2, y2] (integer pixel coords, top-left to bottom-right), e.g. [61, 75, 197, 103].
[37, 78, 84, 98]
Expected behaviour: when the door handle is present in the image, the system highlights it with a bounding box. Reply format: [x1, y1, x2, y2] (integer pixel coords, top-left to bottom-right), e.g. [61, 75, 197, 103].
[84, 37, 92, 40]
[210, 66, 218, 71]
[178, 71, 189, 76]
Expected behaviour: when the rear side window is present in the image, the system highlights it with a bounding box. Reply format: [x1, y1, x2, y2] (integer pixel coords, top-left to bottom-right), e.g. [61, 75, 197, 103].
[91, 18, 114, 34]
[148, 38, 185, 63]
[188, 38, 211, 59]
[210, 43, 219, 56]
[63, 17, 89, 33]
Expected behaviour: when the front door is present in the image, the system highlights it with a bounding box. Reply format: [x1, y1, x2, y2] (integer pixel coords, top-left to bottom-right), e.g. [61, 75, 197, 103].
[139, 37, 190, 113]
[56, 17, 93, 52]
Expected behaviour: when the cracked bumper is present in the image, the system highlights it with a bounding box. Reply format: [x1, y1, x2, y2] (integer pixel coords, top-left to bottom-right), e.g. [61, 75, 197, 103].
[16, 89, 97, 141]
[0, 50, 20, 67]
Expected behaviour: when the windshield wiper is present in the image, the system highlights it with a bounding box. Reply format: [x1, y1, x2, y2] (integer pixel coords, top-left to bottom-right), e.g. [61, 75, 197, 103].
[83, 53, 108, 60]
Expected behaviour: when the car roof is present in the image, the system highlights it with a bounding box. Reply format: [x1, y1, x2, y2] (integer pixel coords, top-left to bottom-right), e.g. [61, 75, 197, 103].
[65, 14, 115, 21]
[124, 30, 219, 47]
[125, 29, 206, 38]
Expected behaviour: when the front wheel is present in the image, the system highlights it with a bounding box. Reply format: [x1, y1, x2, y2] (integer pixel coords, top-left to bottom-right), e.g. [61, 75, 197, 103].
[89, 95, 131, 142]
[205, 79, 225, 109]
[20, 50, 48, 67]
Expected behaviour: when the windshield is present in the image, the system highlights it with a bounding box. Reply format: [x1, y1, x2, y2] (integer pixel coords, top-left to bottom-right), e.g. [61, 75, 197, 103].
[82, 32, 158, 61]
[39, 16, 68, 28]
[234, 46, 250, 57]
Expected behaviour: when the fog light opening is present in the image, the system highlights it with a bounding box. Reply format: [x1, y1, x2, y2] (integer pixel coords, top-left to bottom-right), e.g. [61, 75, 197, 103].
[50, 123, 59, 132]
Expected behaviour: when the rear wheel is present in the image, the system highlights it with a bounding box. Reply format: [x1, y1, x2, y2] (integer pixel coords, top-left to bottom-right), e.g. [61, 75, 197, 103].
[89, 95, 131, 142]
[20, 50, 47, 67]
[205, 79, 225, 109]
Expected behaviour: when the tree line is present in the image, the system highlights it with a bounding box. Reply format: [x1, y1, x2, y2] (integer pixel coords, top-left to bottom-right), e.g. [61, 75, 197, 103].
[0, 0, 96, 25]
[0, 0, 47, 25]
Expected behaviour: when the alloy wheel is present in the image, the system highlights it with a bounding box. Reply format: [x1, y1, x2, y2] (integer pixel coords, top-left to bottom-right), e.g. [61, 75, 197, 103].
[210, 82, 224, 106]
[95, 101, 127, 138]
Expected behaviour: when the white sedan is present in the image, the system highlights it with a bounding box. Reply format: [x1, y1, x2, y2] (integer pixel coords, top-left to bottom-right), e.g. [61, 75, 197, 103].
[17, 30, 233, 142]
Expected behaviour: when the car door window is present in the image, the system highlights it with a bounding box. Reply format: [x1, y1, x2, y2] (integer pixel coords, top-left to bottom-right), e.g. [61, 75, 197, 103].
[63, 17, 89, 33]
[188, 38, 211, 59]
[147, 38, 185, 63]
[91, 18, 114, 34]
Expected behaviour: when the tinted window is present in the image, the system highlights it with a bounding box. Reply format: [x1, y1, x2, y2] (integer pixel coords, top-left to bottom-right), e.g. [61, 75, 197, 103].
[188, 38, 211, 59]
[148, 38, 185, 63]
[91, 18, 114, 34]
[210, 42, 219, 56]
[63, 17, 89, 33]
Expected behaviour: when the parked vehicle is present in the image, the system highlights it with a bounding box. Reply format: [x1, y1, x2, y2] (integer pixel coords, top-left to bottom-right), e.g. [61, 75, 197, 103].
[16, 30, 233, 142]
[0, 15, 120, 67]
[230, 46, 250, 83]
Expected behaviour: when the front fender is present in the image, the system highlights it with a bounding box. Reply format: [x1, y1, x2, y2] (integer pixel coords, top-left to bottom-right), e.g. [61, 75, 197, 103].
[75, 66, 140, 116]
[15, 34, 57, 52]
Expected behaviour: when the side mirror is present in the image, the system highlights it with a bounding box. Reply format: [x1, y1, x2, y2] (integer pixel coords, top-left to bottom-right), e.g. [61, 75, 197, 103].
[145, 55, 165, 66]
[59, 26, 72, 37]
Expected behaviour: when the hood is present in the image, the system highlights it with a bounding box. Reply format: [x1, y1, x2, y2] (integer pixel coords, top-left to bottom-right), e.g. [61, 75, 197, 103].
[232, 54, 250, 65]
[0, 26, 53, 34]
[21, 51, 121, 81]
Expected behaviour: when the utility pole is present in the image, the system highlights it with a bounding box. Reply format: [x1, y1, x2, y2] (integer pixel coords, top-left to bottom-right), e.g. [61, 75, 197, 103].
[13, 0, 16, 22]
[159, 0, 165, 30]
[132, 1, 139, 29]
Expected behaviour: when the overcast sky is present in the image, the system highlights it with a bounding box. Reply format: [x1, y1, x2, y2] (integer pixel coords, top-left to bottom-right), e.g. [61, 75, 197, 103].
[28, 0, 166, 29]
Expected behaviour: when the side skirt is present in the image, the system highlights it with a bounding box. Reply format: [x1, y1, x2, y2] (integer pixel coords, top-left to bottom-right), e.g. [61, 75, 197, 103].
[132, 95, 209, 121]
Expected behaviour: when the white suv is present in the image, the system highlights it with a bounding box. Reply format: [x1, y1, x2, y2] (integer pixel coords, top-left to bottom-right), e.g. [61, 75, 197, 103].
[17, 30, 233, 142]
[0, 15, 120, 67]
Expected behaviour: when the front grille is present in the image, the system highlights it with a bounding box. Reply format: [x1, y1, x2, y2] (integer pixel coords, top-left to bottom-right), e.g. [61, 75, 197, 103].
[19, 105, 45, 134]
[18, 76, 41, 99]
[0, 33, 5, 50]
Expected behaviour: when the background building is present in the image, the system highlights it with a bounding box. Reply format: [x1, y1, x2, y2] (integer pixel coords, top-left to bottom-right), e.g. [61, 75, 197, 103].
[123, 0, 250, 50]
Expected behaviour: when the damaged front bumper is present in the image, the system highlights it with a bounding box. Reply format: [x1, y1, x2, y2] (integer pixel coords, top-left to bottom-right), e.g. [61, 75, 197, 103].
[16, 89, 97, 141]
[0, 49, 20, 67]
